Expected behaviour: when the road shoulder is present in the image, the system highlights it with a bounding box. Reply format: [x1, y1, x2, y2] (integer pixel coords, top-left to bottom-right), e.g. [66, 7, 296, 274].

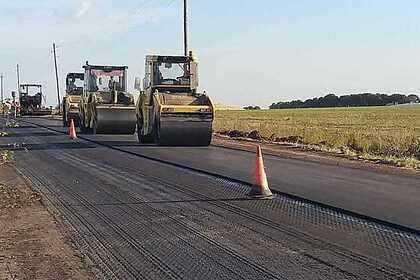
[213, 134, 420, 177]
[0, 163, 94, 280]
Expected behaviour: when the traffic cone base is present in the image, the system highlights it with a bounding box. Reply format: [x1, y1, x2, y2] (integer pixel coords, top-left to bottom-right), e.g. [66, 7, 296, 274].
[69, 119, 77, 139]
[248, 185, 273, 199]
[248, 146, 273, 199]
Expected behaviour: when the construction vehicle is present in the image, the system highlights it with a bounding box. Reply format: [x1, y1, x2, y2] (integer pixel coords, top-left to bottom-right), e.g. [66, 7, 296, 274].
[135, 53, 214, 146]
[19, 84, 52, 116]
[78, 62, 136, 134]
[62, 73, 84, 126]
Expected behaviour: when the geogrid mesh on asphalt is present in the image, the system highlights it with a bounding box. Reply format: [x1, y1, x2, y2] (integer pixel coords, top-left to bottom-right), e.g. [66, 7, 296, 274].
[3, 120, 420, 280]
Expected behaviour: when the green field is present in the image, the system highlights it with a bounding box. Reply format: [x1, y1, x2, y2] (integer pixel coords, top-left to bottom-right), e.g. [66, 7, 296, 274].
[214, 106, 420, 167]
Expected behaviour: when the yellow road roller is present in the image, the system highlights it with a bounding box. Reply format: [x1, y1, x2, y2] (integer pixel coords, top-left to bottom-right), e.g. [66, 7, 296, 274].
[79, 62, 136, 134]
[62, 72, 84, 127]
[135, 53, 214, 146]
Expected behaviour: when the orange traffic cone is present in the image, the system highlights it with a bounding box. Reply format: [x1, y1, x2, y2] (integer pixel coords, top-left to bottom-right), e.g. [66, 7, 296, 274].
[69, 119, 77, 140]
[248, 146, 273, 199]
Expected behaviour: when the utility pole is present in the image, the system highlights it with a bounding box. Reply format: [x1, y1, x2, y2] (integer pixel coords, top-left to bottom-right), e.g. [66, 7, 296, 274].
[16, 64, 20, 96]
[53, 42, 61, 110]
[15, 64, 20, 118]
[0, 74, 3, 104]
[183, 0, 188, 56]
[0, 74, 3, 116]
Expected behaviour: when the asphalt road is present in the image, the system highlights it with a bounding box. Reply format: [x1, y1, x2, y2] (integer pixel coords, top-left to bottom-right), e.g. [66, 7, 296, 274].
[1, 116, 419, 279]
[25, 116, 420, 231]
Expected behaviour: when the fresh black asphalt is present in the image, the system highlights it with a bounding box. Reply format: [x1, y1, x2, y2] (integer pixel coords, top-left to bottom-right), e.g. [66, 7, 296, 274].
[1, 116, 419, 279]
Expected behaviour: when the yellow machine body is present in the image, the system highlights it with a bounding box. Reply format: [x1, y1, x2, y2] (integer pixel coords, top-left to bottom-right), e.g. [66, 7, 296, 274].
[79, 64, 136, 134]
[136, 54, 214, 146]
[63, 73, 84, 126]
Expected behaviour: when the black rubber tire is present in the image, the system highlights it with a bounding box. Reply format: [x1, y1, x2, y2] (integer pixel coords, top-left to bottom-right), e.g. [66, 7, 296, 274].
[73, 116, 81, 127]
[92, 117, 97, 135]
[79, 113, 92, 134]
[62, 106, 68, 127]
[137, 118, 154, 143]
[80, 121, 87, 133]
[154, 120, 161, 145]
[195, 134, 212, 146]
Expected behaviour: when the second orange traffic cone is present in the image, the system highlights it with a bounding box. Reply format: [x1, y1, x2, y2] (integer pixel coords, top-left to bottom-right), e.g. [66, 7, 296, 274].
[248, 146, 273, 199]
[69, 119, 77, 140]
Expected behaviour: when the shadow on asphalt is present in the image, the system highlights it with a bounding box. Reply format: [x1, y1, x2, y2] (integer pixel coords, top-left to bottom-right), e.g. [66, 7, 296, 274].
[0, 142, 96, 151]
[91, 140, 140, 147]
[94, 140, 210, 149]
[4, 132, 58, 137]
[4, 125, 35, 129]
[44, 125, 64, 128]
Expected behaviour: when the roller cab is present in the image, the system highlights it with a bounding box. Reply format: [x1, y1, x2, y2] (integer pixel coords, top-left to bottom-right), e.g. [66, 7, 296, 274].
[79, 63, 136, 134]
[136, 54, 214, 146]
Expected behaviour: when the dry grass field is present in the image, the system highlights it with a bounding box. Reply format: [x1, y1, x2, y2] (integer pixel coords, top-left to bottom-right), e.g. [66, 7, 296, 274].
[214, 105, 420, 168]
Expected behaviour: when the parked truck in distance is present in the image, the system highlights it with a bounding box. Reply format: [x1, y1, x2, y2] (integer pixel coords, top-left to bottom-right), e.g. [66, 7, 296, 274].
[19, 84, 52, 116]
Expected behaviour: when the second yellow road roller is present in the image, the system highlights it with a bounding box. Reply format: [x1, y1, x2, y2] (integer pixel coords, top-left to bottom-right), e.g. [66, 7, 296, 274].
[62, 72, 84, 127]
[79, 62, 136, 134]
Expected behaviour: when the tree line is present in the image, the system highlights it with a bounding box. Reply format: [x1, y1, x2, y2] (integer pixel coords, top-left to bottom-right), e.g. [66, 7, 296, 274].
[269, 93, 420, 109]
[243, 106, 261, 110]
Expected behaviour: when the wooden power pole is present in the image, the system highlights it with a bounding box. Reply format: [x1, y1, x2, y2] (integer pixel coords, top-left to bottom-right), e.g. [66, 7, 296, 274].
[0, 74, 3, 104]
[16, 64, 20, 97]
[184, 0, 188, 56]
[53, 42, 61, 109]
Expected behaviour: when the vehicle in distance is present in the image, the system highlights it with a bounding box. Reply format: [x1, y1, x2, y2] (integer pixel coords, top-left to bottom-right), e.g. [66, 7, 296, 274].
[19, 84, 52, 116]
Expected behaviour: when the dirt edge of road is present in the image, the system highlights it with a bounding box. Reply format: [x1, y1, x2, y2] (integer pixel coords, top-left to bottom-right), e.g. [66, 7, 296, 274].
[213, 134, 420, 177]
[0, 163, 95, 280]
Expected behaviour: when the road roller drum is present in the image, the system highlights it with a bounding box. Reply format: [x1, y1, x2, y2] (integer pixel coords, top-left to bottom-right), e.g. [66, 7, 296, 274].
[93, 106, 136, 134]
[158, 114, 213, 146]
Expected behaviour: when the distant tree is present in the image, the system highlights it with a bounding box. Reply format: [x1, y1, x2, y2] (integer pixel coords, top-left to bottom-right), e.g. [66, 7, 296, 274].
[243, 106, 261, 110]
[269, 93, 420, 109]
[407, 94, 419, 103]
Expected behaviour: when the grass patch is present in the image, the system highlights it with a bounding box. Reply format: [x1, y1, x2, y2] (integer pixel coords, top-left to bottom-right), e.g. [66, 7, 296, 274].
[0, 150, 14, 165]
[214, 106, 420, 168]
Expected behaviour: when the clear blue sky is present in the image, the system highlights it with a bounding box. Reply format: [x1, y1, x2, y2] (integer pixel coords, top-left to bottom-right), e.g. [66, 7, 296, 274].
[1, 0, 420, 107]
